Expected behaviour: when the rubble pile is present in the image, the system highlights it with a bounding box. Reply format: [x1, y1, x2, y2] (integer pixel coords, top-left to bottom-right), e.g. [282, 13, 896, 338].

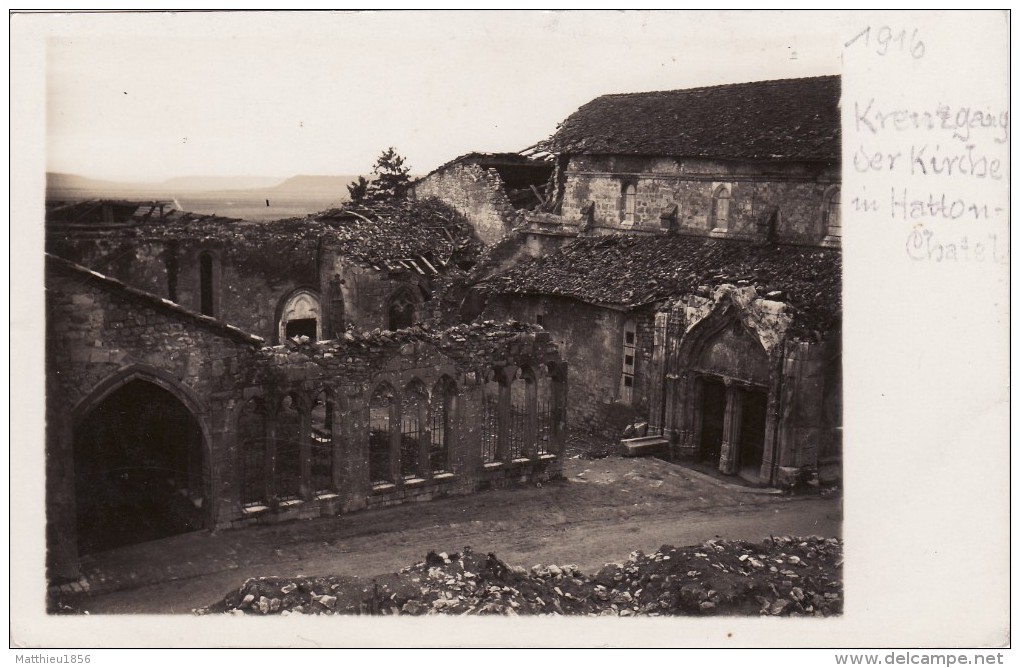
[197, 536, 842, 617]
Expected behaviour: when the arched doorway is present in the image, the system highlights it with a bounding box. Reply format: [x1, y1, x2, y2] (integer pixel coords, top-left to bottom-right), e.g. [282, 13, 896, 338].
[690, 319, 771, 481]
[73, 380, 206, 555]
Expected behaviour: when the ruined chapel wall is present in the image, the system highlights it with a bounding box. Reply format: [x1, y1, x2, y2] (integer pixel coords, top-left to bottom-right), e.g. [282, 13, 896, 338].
[48, 236, 320, 343]
[485, 295, 652, 436]
[411, 163, 522, 245]
[562, 155, 839, 244]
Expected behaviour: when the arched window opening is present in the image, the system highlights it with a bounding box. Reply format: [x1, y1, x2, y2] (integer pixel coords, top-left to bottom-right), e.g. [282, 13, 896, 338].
[388, 287, 418, 331]
[369, 384, 395, 485]
[400, 380, 428, 479]
[481, 375, 500, 464]
[239, 397, 268, 508]
[508, 369, 532, 460]
[621, 182, 637, 226]
[711, 184, 731, 232]
[279, 290, 321, 343]
[824, 187, 841, 239]
[199, 252, 214, 316]
[430, 376, 456, 474]
[536, 373, 553, 455]
[621, 319, 637, 403]
[310, 390, 334, 494]
[275, 394, 302, 501]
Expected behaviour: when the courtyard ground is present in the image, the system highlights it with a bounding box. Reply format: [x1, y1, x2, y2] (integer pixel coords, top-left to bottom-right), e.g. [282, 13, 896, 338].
[52, 447, 841, 615]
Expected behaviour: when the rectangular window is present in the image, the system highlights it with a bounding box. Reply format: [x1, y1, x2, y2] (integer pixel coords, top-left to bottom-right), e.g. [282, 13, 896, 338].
[621, 320, 637, 404]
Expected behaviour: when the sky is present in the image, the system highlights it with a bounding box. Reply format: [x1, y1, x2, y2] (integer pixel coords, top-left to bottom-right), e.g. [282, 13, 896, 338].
[40, 10, 843, 182]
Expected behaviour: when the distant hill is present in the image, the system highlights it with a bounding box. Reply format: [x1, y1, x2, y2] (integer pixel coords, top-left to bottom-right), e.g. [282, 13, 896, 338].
[158, 175, 285, 191]
[271, 175, 361, 192]
[47, 172, 143, 192]
[46, 172, 361, 196]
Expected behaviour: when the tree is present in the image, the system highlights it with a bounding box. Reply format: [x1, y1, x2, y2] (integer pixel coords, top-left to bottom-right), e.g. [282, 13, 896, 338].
[347, 175, 369, 205]
[347, 147, 412, 206]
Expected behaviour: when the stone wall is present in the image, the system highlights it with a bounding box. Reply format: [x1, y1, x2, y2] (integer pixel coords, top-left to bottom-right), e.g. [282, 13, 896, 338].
[485, 295, 655, 436]
[560, 155, 839, 245]
[46, 235, 318, 343]
[46, 257, 567, 577]
[45, 258, 264, 578]
[411, 162, 523, 245]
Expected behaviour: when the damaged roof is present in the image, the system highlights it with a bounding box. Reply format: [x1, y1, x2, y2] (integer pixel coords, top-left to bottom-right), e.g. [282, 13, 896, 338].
[551, 76, 841, 162]
[480, 234, 841, 335]
[50, 197, 481, 270]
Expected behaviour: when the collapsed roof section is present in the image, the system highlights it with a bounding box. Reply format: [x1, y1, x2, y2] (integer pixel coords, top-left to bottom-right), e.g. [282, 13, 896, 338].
[414, 149, 556, 211]
[46, 197, 483, 272]
[479, 233, 841, 336]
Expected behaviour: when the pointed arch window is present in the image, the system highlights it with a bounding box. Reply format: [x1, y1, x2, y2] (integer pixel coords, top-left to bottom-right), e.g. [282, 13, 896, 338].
[310, 390, 335, 494]
[279, 290, 321, 343]
[238, 398, 268, 508]
[369, 383, 396, 485]
[388, 286, 418, 331]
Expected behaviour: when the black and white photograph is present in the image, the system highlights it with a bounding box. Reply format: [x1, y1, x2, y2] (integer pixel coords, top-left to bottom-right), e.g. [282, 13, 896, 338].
[10, 9, 1010, 654]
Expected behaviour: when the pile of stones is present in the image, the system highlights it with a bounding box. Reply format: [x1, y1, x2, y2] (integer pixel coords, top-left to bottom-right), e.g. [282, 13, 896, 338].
[196, 536, 842, 617]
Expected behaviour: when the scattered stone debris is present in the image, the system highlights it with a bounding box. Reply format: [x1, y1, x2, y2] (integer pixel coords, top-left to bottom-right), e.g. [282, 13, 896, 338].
[196, 536, 842, 617]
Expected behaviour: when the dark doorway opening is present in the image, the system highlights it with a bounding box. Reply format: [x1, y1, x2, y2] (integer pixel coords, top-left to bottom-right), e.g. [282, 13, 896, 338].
[698, 378, 727, 465]
[285, 318, 317, 341]
[73, 380, 206, 555]
[738, 388, 768, 481]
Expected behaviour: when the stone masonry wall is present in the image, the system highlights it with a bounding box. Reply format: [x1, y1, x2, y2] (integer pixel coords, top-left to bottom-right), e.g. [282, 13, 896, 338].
[47, 235, 318, 343]
[561, 155, 839, 245]
[485, 295, 654, 437]
[47, 260, 566, 576]
[411, 163, 523, 246]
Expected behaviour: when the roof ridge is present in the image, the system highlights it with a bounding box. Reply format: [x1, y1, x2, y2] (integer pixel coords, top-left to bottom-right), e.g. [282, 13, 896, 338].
[592, 74, 841, 100]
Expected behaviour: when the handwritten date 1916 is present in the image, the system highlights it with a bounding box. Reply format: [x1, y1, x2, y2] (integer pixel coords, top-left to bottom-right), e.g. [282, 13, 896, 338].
[845, 26, 925, 59]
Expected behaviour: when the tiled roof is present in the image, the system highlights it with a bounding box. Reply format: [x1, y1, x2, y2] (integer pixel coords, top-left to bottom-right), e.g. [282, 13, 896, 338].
[551, 76, 841, 162]
[480, 234, 841, 335]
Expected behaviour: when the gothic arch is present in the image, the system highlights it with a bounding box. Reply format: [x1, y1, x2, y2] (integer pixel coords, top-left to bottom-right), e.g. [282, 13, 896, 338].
[72, 364, 210, 430]
[276, 287, 322, 344]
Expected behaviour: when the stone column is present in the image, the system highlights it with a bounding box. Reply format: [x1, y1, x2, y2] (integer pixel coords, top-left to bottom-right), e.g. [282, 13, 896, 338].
[299, 403, 312, 500]
[496, 380, 511, 463]
[338, 396, 370, 512]
[524, 378, 538, 459]
[265, 412, 278, 505]
[389, 398, 401, 484]
[418, 400, 430, 478]
[719, 383, 744, 474]
[458, 380, 485, 475]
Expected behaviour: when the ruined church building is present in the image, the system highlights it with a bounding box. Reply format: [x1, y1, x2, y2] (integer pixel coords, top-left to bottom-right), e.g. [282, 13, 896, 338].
[46, 75, 842, 579]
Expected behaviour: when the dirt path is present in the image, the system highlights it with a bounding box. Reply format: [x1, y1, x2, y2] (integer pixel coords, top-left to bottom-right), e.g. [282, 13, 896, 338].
[66, 456, 841, 614]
